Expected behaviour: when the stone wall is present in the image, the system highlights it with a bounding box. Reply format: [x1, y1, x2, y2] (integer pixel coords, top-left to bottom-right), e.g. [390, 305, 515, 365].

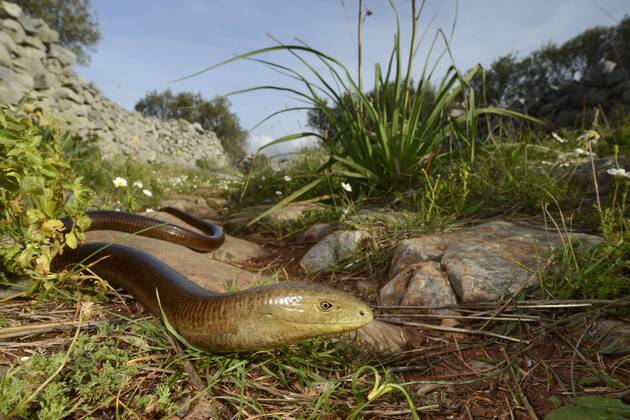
[521, 60, 630, 127]
[0, 1, 229, 168]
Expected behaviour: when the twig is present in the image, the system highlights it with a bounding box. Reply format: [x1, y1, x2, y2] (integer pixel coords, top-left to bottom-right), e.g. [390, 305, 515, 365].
[0, 319, 123, 340]
[382, 318, 528, 344]
[479, 257, 553, 331]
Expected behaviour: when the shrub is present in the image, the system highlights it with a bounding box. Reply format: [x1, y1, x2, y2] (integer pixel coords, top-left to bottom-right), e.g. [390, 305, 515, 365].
[0, 105, 92, 277]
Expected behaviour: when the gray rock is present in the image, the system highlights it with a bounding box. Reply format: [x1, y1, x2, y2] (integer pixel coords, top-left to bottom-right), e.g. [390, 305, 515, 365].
[606, 68, 629, 86]
[345, 320, 410, 354]
[584, 87, 610, 106]
[380, 262, 457, 314]
[442, 222, 601, 302]
[13, 55, 45, 76]
[22, 34, 45, 50]
[54, 86, 84, 104]
[389, 236, 448, 278]
[1, 2, 22, 18]
[385, 221, 602, 302]
[1, 18, 24, 43]
[538, 102, 557, 116]
[294, 223, 337, 243]
[0, 30, 16, 52]
[300, 230, 367, 273]
[33, 73, 54, 90]
[612, 80, 630, 96]
[554, 109, 580, 127]
[48, 44, 76, 65]
[570, 85, 588, 108]
[17, 13, 39, 34]
[0, 81, 26, 104]
[0, 41, 9, 67]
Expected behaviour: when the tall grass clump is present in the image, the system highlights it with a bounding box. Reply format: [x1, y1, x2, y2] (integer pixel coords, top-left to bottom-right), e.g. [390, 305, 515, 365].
[176, 0, 531, 201]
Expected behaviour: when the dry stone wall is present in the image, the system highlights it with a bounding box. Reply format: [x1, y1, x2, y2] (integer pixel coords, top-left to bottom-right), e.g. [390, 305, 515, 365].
[0, 1, 229, 168]
[518, 59, 630, 127]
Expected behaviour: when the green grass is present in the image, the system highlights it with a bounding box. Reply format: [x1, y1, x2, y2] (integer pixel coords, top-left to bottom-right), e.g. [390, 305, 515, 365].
[0, 313, 409, 418]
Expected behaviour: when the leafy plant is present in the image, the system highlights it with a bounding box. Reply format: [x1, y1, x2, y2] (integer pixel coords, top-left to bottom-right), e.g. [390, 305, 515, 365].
[176, 0, 531, 198]
[0, 105, 92, 277]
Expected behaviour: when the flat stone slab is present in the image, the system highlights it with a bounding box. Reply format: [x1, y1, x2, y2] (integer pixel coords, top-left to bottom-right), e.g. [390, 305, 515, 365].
[385, 220, 602, 303]
[84, 210, 266, 292]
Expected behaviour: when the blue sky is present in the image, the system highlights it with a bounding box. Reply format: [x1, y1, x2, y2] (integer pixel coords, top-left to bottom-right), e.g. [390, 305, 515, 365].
[78, 0, 629, 155]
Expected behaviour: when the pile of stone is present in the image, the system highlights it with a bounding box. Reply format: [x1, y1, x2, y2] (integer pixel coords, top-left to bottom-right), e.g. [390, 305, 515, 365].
[518, 59, 630, 127]
[0, 1, 228, 168]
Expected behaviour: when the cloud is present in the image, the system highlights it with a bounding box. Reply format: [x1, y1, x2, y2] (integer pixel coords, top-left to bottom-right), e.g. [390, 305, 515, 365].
[246, 134, 319, 156]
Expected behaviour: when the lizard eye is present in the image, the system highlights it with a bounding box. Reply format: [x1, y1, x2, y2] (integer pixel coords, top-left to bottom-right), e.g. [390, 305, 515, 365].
[319, 300, 333, 311]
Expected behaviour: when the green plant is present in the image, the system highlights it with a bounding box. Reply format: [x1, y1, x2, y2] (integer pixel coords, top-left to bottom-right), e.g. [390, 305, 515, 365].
[176, 0, 530, 199]
[135, 90, 248, 162]
[0, 105, 92, 277]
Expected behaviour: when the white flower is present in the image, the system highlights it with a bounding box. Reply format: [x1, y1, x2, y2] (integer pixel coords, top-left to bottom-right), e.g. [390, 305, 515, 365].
[133, 181, 143, 188]
[607, 168, 630, 179]
[551, 132, 567, 144]
[541, 160, 553, 166]
[284, 175, 292, 182]
[146, 208, 154, 213]
[113, 177, 127, 188]
[275, 190, 282, 196]
[573, 148, 594, 157]
[262, 176, 266, 181]
[142, 189, 153, 197]
[341, 182, 352, 192]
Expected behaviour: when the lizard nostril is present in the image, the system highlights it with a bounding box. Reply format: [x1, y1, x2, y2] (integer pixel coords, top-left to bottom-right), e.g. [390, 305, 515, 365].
[359, 310, 365, 316]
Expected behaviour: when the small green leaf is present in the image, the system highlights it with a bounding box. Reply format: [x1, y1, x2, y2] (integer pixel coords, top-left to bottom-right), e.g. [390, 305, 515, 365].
[65, 232, 77, 249]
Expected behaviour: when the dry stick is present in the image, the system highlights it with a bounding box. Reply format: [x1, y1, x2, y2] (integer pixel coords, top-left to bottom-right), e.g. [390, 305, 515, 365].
[478, 257, 553, 332]
[383, 318, 527, 344]
[501, 347, 539, 420]
[0, 319, 123, 340]
[377, 313, 540, 322]
[164, 333, 205, 392]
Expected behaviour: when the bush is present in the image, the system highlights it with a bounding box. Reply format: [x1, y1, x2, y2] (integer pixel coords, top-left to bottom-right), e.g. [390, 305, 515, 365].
[0, 106, 92, 277]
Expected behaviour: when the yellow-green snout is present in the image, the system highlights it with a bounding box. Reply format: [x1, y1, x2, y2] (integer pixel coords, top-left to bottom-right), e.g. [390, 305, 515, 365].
[248, 282, 373, 348]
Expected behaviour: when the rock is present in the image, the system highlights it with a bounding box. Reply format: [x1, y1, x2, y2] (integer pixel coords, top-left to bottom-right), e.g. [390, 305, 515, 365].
[623, 89, 630, 105]
[606, 68, 629, 86]
[346, 320, 410, 354]
[1, 2, 22, 19]
[300, 230, 367, 273]
[584, 87, 610, 106]
[383, 221, 602, 303]
[554, 109, 580, 127]
[0, 42, 9, 67]
[83, 212, 262, 292]
[570, 85, 588, 108]
[442, 222, 601, 302]
[293, 223, 337, 243]
[1, 18, 24, 43]
[612, 80, 630, 96]
[0, 31, 15, 52]
[389, 236, 449, 278]
[538, 102, 557, 116]
[265, 203, 326, 227]
[0, 7, 232, 169]
[380, 262, 457, 313]
[48, 44, 76, 65]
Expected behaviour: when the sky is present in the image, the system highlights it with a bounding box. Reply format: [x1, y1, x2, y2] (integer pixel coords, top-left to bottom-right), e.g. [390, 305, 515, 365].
[78, 0, 630, 156]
